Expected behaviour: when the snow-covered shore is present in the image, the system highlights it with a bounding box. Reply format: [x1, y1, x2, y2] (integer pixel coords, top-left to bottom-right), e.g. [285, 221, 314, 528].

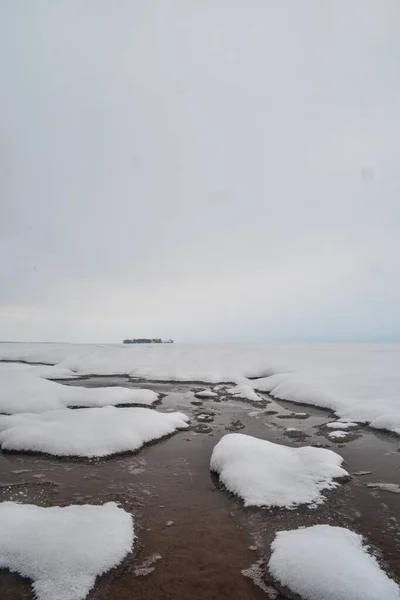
[1, 342, 399, 434]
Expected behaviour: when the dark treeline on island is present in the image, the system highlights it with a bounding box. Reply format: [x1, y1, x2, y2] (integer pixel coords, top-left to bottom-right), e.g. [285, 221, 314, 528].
[123, 338, 174, 344]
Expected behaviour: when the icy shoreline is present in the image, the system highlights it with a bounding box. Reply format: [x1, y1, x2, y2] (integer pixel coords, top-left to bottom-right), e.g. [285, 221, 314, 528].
[0, 342, 400, 434]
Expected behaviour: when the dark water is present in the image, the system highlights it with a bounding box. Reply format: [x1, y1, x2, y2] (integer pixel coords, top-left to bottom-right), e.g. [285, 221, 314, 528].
[0, 379, 399, 599]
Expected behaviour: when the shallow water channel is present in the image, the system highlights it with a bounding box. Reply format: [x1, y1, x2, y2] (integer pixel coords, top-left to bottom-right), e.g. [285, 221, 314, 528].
[0, 377, 399, 599]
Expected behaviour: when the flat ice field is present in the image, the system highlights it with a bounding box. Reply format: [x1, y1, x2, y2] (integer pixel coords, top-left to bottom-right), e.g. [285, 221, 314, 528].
[1, 342, 400, 434]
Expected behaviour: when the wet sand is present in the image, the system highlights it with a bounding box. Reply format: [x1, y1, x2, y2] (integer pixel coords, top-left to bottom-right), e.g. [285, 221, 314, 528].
[0, 378, 400, 599]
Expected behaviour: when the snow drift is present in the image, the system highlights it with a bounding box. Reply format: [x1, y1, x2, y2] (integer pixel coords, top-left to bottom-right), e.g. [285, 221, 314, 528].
[268, 524, 400, 600]
[0, 501, 134, 600]
[0, 367, 158, 414]
[210, 433, 349, 508]
[0, 406, 189, 458]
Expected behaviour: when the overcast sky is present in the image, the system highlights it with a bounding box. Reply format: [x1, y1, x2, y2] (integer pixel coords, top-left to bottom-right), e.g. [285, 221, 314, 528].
[1, 1, 400, 343]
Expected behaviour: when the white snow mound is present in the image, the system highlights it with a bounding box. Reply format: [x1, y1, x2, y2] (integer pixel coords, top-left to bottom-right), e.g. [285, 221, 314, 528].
[0, 501, 134, 600]
[0, 369, 158, 414]
[0, 406, 189, 457]
[0, 362, 77, 380]
[328, 430, 348, 439]
[326, 421, 358, 429]
[210, 433, 349, 508]
[268, 524, 400, 600]
[64, 386, 158, 408]
[226, 384, 262, 402]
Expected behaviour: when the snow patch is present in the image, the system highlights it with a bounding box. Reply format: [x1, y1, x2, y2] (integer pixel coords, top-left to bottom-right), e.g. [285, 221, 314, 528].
[328, 430, 348, 439]
[0, 362, 77, 380]
[253, 373, 344, 411]
[268, 524, 400, 600]
[210, 433, 349, 508]
[326, 421, 358, 429]
[0, 501, 134, 600]
[0, 406, 189, 458]
[247, 410, 263, 417]
[134, 553, 162, 577]
[65, 386, 158, 408]
[0, 369, 158, 414]
[2, 342, 400, 435]
[226, 384, 262, 403]
[242, 560, 278, 598]
[367, 483, 400, 494]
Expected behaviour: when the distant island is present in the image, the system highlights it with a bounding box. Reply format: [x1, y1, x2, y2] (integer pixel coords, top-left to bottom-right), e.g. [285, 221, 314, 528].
[123, 338, 174, 344]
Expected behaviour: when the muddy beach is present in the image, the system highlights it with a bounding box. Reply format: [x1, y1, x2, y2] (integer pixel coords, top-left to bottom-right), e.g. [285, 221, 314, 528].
[0, 377, 399, 599]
